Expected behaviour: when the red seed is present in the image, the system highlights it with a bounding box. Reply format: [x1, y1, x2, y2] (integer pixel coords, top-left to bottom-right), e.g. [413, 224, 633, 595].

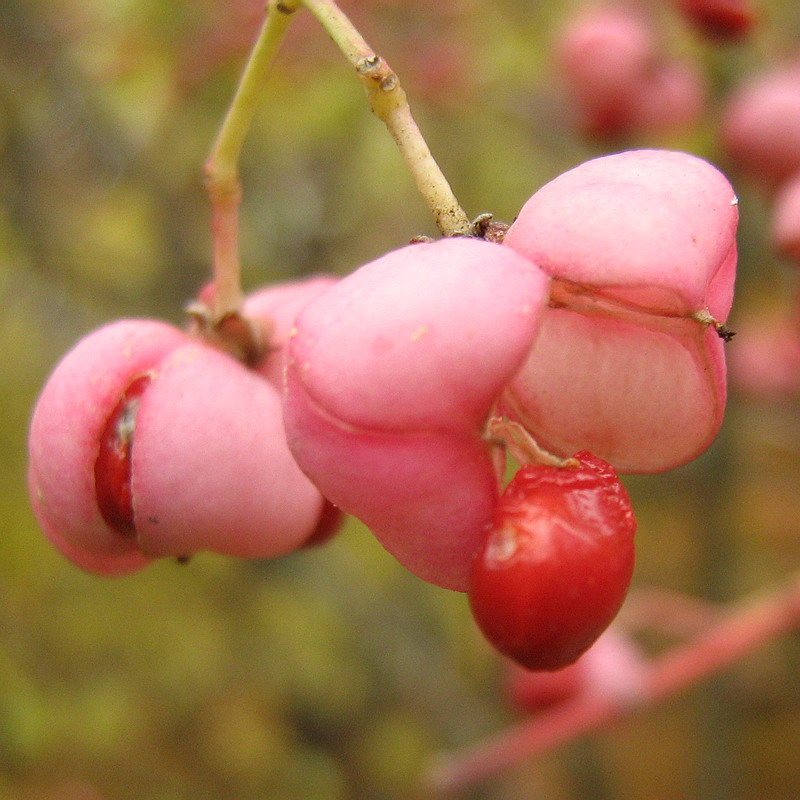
[469, 452, 636, 671]
[94, 374, 152, 536]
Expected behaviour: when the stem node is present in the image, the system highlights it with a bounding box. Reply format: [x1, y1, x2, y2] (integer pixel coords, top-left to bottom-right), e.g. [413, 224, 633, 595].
[301, 0, 471, 236]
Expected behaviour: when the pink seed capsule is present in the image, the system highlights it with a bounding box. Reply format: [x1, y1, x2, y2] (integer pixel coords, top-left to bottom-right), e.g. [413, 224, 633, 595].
[555, 4, 657, 139]
[28, 320, 186, 575]
[503, 149, 738, 473]
[283, 237, 550, 590]
[554, 6, 705, 140]
[722, 61, 800, 193]
[29, 318, 330, 574]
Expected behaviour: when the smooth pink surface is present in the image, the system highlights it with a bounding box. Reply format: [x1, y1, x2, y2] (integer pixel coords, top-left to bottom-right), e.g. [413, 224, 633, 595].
[730, 308, 800, 397]
[556, 8, 704, 139]
[502, 309, 727, 473]
[631, 60, 706, 135]
[28, 319, 187, 575]
[132, 342, 323, 559]
[284, 378, 500, 590]
[243, 274, 338, 388]
[502, 150, 736, 473]
[722, 62, 800, 191]
[556, 5, 655, 137]
[284, 238, 550, 590]
[504, 150, 738, 317]
[289, 239, 548, 433]
[771, 171, 800, 263]
[558, 6, 654, 88]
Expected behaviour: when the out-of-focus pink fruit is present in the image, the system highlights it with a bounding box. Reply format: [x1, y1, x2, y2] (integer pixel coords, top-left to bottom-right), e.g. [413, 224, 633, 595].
[771, 171, 800, 264]
[556, 5, 655, 139]
[283, 237, 549, 590]
[675, 0, 757, 41]
[631, 59, 706, 135]
[28, 319, 328, 574]
[503, 149, 738, 473]
[555, 6, 705, 139]
[722, 62, 800, 192]
[504, 655, 585, 712]
[730, 307, 800, 398]
[504, 626, 647, 712]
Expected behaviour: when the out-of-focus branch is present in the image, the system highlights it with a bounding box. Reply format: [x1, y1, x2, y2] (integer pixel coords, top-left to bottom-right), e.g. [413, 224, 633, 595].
[426, 575, 800, 795]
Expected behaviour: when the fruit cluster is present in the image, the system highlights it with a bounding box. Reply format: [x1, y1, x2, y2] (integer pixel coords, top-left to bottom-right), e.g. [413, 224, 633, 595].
[553, 0, 757, 141]
[550, 0, 800, 405]
[28, 148, 738, 670]
[555, 5, 705, 140]
[717, 56, 800, 397]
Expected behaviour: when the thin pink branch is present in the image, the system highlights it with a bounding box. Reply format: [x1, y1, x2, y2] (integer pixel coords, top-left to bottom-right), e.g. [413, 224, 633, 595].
[620, 586, 722, 638]
[426, 575, 800, 795]
[204, 172, 243, 319]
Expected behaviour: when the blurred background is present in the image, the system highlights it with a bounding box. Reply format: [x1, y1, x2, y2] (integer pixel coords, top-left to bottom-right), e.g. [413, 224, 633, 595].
[1, 0, 799, 798]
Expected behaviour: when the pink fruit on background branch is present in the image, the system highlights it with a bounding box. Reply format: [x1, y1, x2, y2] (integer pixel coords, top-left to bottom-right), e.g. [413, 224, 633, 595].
[502, 149, 738, 473]
[504, 626, 647, 712]
[555, 5, 705, 140]
[770, 171, 800, 265]
[729, 306, 800, 398]
[469, 452, 636, 671]
[283, 237, 550, 590]
[629, 59, 705, 137]
[555, 4, 657, 139]
[722, 61, 800, 193]
[28, 319, 329, 575]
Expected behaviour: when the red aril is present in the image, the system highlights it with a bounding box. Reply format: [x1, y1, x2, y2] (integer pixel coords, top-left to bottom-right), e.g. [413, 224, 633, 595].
[94, 373, 153, 538]
[469, 452, 636, 671]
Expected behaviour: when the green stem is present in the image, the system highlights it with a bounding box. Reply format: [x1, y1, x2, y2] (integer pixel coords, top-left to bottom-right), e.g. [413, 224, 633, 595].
[204, 0, 298, 321]
[300, 0, 472, 236]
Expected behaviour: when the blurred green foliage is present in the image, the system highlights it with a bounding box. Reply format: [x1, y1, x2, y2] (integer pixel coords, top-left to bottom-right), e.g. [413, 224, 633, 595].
[2, 1, 800, 798]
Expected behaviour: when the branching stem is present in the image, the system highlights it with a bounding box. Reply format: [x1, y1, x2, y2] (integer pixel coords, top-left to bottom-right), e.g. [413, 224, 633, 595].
[203, 0, 473, 328]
